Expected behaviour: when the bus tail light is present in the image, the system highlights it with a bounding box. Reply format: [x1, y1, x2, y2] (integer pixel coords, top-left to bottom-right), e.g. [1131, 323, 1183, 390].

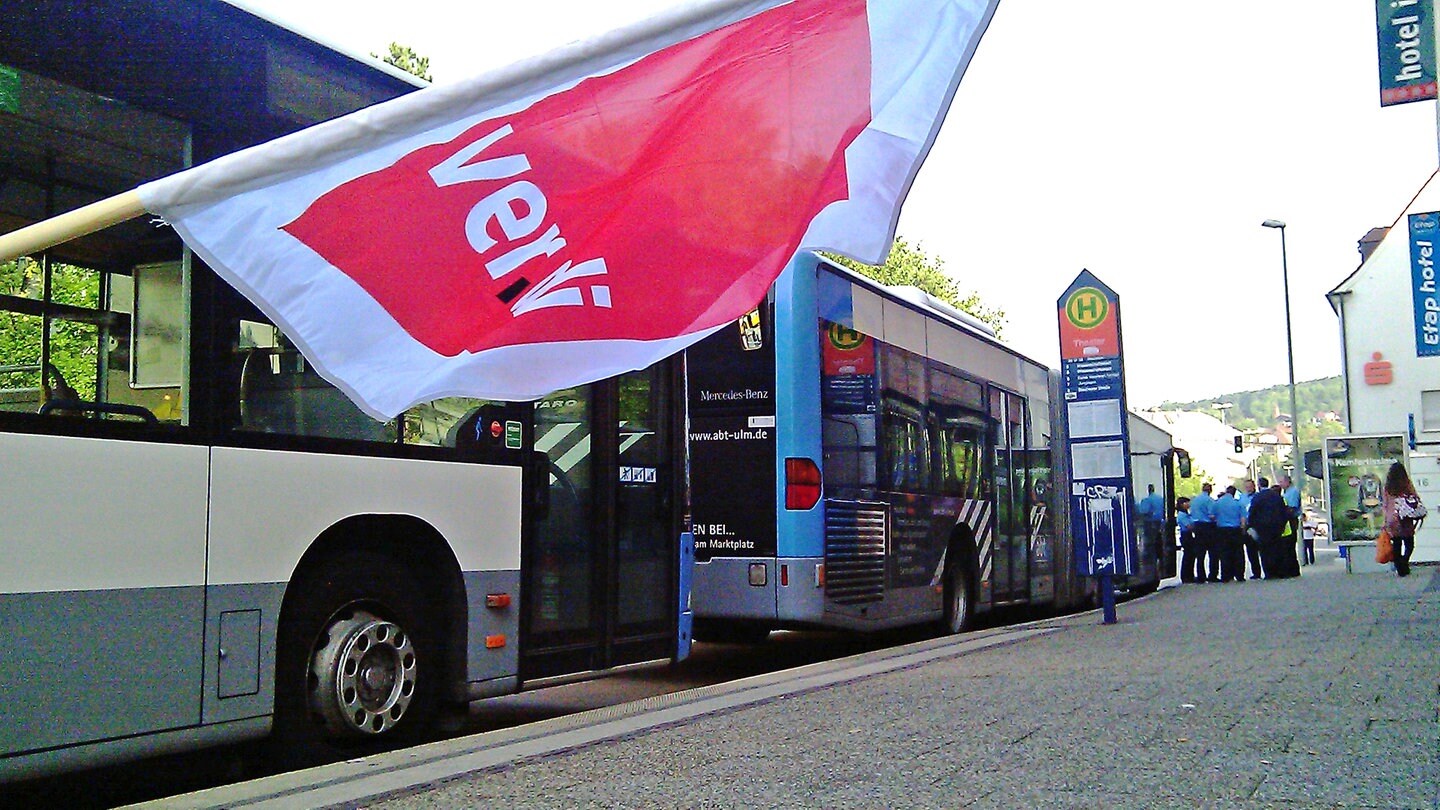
[816, 563, 825, 588]
[485, 634, 507, 649]
[785, 457, 821, 510]
[780, 564, 789, 587]
[485, 593, 512, 608]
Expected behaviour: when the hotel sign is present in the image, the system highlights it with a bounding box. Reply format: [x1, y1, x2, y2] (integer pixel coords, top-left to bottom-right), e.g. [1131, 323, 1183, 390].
[1378, 0, 1437, 105]
[1409, 212, 1440, 356]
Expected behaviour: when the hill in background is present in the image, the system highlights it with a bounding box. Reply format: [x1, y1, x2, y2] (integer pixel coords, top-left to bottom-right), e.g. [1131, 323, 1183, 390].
[1157, 376, 1344, 431]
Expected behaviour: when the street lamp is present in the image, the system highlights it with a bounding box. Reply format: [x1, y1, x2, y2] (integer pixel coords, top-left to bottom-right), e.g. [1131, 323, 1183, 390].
[1262, 218, 1302, 565]
[1212, 401, 1234, 425]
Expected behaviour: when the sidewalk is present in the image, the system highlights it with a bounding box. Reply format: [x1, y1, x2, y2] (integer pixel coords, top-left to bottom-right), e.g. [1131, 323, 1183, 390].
[159, 550, 1440, 809]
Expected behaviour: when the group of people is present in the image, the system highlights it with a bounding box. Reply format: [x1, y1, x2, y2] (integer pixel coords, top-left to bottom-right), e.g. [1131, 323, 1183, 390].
[1175, 475, 1303, 583]
[1171, 463, 1426, 581]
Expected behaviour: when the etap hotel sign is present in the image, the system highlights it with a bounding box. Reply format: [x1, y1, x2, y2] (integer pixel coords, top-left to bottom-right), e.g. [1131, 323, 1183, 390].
[1409, 211, 1440, 356]
[1057, 271, 1135, 577]
[1377, 0, 1437, 105]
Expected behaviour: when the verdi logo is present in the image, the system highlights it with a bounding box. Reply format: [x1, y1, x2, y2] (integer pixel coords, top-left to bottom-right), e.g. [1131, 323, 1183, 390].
[1064, 287, 1109, 330]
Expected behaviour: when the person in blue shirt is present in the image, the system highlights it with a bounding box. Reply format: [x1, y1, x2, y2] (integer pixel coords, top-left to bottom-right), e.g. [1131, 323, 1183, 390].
[1136, 484, 1165, 561]
[1237, 478, 1264, 579]
[1279, 474, 1303, 574]
[1175, 497, 1199, 582]
[1213, 485, 1246, 582]
[1189, 483, 1218, 582]
[1234, 479, 1254, 515]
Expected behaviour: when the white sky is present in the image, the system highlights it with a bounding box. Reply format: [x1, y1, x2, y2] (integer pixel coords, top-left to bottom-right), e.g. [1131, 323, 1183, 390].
[238, 0, 1440, 408]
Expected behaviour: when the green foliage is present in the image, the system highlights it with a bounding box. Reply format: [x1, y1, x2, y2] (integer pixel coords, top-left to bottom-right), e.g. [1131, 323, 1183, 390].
[1173, 459, 1209, 500]
[376, 43, 432, 82]
[1161, 377, 1346, 502]
[1160, 377, 1343, 432]
[0, 258, 101, 401]
[824, 237, 1006, 335]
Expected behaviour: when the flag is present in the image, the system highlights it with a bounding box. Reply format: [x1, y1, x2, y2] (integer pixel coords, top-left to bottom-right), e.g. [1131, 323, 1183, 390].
[137, 0, 1000, 419]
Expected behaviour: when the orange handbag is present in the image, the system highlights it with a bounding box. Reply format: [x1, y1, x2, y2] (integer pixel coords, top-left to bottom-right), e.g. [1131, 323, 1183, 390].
[1376, 530, 1395, 564]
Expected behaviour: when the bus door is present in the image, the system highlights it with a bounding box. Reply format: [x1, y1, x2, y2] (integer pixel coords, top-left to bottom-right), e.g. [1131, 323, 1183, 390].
[521, 363, 679, 680]
[990, 389, 1031, 602]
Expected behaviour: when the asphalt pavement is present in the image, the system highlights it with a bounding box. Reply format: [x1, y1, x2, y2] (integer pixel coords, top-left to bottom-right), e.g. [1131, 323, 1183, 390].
[151, 547, 1439, 809]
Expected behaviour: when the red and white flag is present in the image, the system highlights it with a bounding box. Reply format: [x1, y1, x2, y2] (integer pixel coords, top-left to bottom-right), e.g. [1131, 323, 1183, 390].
[138, 0, 999, 418]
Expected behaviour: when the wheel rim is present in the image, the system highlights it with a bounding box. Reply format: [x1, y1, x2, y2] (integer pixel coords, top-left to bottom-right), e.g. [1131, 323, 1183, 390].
[309, 609, 417, 738]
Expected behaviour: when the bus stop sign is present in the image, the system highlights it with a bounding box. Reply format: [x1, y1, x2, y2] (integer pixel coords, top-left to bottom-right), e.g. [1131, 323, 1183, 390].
[1058, 270, 1136, 578]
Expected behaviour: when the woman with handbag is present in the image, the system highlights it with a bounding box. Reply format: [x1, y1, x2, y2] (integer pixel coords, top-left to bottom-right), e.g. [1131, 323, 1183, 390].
[1382, 462, 1427, 577]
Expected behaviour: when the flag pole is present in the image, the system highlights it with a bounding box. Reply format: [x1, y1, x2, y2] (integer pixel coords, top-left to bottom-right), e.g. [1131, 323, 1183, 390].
[0, 189, 146, 263]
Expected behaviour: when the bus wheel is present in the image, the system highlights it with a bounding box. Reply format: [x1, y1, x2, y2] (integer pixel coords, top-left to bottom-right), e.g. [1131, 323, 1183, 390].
[309, 609, 417, 737]
[272, 554, 440, 765]
[940, 564, 972, 635]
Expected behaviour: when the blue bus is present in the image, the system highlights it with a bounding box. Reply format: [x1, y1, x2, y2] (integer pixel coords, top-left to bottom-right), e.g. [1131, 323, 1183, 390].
[686, 253, 1097, 641]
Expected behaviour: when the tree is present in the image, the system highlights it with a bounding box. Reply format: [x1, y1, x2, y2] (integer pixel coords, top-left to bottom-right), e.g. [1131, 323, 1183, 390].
[824, 237, 1006, 335]
[376, 43, 432, 82]
[1173, 460, 1210, 500]
[0, 257, 102, 401]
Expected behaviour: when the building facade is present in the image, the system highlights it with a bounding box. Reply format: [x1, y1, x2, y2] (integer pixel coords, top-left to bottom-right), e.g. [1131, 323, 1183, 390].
[1327, 172, 1440, 562]
[1137, 409, 1251, 489]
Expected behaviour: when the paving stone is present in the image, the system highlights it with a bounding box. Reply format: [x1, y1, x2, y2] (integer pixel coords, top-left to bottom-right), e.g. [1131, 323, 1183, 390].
[369, 556, 1438, 810]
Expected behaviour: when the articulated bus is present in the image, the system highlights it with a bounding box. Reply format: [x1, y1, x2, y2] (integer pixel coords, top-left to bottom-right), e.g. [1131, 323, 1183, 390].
[0, 243, 691, 780]
[686, 253, 1108, 641]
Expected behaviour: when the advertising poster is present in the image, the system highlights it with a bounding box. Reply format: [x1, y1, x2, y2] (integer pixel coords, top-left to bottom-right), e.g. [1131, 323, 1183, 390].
[1325, 434, 1406, 542]
[689, 413, 777, 559]
[687, 307, 778, 561]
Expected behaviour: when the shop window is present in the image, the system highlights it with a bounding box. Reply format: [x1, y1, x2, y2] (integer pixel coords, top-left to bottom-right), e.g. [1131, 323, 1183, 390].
[1422, 390, 1440, 432]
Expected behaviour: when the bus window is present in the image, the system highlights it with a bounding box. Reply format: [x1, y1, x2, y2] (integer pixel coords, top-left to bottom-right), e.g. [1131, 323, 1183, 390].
[235, 319, 394, 442]
[1, 256, 184, 423]
[1007, 392, 1029, 517]
[879, 343, 926, 404]
[882, 401, 928, 491]
[1007, 392, 1026, 448]
[403, 397, 491, 447]
[822, 413, 877, 492]
[934, 408, 986, 498]
[929, 367, 984, 412]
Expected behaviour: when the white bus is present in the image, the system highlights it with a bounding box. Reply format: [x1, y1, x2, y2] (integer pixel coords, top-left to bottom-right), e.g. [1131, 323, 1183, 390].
[0, 10, 694, 779]
[0, 249, 692, 780]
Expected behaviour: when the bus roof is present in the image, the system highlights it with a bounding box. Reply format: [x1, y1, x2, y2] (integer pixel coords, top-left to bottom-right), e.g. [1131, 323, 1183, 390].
[813, 254, 1052, 376]
[218, 0, 431, 89]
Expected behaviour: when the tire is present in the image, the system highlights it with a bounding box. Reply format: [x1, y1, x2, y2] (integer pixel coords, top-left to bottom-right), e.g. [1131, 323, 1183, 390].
[270, 552, 443, 767]
[940, 561, 972, 635]
[691, 619, 771, 645]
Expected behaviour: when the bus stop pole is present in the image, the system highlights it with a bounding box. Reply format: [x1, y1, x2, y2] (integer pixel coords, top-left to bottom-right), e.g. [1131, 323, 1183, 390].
[1099, 573, 1117, 624]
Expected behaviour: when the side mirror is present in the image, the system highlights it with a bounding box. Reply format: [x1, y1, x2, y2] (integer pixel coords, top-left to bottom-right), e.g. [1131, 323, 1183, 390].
[1176, 449, 1192, 479]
